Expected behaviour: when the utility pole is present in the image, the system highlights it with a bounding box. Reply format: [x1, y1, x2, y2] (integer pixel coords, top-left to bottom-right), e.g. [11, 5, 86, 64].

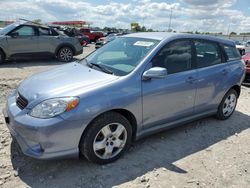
[227, 23, 231, 38]
[168, 8, 173, 32]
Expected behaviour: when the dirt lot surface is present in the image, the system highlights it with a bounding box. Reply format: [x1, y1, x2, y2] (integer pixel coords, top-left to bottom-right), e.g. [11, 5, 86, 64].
[0, 44, 250, 188]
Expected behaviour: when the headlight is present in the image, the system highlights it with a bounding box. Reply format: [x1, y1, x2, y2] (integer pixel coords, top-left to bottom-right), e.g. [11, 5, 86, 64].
[29, 97, 79, 119]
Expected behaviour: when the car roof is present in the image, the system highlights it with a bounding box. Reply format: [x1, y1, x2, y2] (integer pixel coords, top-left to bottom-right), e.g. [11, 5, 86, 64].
[14, 20, 50, 29]
[124, 32, 235, 46]
[24, 23, 49, 29]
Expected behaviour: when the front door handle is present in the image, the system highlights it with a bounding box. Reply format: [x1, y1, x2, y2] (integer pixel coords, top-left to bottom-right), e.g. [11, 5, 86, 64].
[186, 76, 197, 84]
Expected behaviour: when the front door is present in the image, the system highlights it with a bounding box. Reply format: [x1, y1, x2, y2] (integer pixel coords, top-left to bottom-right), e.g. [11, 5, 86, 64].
[7, 25, 38, 55]
[142, 40, 197, 129]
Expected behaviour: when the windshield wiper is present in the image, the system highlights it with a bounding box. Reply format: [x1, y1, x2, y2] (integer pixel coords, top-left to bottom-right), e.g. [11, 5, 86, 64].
[87, 62, 113, 75]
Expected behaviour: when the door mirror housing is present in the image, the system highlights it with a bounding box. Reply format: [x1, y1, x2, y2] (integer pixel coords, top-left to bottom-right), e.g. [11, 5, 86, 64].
[10, 32, 18, 38]
[142, 67, 168, 80]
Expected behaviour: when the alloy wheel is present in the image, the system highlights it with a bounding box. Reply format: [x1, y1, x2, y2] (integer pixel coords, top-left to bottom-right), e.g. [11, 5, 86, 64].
[222, 93, 237, 117]
[93, 123, 127, 160]
[59, 48, 73, 62]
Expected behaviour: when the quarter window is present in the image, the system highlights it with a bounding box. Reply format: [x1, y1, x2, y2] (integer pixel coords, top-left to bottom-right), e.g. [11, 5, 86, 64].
[194, 41, 222, 68]
[223, 45, 241, 61]
[152, 40, 192, 74]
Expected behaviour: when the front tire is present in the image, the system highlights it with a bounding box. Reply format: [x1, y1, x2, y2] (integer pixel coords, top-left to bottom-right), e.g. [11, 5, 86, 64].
[216, 89, 238, 120]
[80, 112, 132, 164]
[57, 47, 73, 62]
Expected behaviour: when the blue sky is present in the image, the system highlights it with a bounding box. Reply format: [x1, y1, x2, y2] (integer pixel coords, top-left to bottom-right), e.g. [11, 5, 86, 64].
[0, 0, 250, 33]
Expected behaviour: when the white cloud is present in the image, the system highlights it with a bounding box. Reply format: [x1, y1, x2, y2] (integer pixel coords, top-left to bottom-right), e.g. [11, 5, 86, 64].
[0, 0, 249, 33]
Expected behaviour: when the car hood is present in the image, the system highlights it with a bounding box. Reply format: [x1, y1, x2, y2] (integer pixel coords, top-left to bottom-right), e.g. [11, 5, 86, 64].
[18, 62, 118, 102]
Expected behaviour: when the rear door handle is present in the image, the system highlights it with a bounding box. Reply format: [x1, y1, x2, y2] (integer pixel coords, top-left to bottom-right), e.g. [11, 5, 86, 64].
[186, 76, 197, 84]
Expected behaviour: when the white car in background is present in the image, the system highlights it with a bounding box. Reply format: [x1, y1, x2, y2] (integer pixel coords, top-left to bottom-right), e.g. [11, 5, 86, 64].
[234, 41, 245, 55]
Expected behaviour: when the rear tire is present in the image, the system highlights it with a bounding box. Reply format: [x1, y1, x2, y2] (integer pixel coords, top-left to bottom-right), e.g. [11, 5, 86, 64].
[216, 89, 238, 120]
[57, 47, 73, 62]
[79, 112, 132, 164]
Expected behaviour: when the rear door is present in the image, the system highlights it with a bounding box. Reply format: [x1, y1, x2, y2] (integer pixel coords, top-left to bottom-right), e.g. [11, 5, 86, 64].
[37, 27, 59, 53]
[7, 25, 38, 55]
[193, 40, 229, 113]
[142, 40, 198, 129]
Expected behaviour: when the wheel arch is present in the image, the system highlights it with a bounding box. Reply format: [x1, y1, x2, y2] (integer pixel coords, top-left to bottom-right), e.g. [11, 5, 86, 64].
[230, 85, 241, 98]
[79, 108, 138, 148]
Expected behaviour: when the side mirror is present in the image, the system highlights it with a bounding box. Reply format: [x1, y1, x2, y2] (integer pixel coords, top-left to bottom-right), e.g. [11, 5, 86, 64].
[10, 32, 18, 38]
[142, 67, 168, 80]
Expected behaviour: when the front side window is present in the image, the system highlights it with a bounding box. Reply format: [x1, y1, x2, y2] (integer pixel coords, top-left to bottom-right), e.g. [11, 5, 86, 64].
[194, 41, 222, 68]
[82, 37, 160, 76]
[14, 26, 35, 36]
[152, 40, 192, 74]
[223, 45, 241, 61]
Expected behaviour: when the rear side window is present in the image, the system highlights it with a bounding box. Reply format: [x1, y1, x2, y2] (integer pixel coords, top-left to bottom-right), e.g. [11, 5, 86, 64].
[39, 27, 51, 35]
[223, 45, 241, 61]
[152, 40, 192, 74]
[194, 41, 222, 68]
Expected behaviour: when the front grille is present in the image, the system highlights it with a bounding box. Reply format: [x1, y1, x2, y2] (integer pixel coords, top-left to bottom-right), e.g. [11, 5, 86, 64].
[16, 93, 28, 110]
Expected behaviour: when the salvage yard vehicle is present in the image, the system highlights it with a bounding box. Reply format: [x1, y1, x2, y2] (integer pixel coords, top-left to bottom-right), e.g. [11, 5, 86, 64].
[3, 33, 245, 164]
[80, 28, 104, 42]
[95, 33, 126, 49]
[57, 27, 90, 46]
[0, 21, 83, 63]
[242, 52, 250, 82]
[234, 41, 245, 55]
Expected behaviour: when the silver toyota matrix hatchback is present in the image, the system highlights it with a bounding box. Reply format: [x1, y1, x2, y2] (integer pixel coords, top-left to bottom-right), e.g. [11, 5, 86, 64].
[3, 32, 245, 164]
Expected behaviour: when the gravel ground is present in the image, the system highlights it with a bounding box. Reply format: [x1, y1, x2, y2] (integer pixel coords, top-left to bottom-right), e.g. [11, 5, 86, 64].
[0, 44, 250, 188]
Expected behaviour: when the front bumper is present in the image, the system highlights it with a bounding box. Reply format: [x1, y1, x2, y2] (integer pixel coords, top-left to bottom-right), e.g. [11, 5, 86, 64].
[2, 93, 87, 159]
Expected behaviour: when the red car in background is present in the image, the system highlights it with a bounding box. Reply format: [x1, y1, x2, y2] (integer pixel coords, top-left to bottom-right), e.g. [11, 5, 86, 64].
[80, 28, 104, 42]
[242, 52, 250, 83]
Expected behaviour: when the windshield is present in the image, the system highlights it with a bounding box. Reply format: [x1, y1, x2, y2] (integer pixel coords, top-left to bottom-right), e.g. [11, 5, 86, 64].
[0, 23, 18, 35]
[81, 37, 159, 76]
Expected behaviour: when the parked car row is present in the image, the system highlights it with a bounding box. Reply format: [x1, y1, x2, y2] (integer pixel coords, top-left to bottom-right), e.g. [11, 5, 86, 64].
[50, 26, 90, 47]
[234, 41, 246, 55]
[0, 20, 83, 63]
[80, 28, 104, 42]
[95, 33, 128, 49]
